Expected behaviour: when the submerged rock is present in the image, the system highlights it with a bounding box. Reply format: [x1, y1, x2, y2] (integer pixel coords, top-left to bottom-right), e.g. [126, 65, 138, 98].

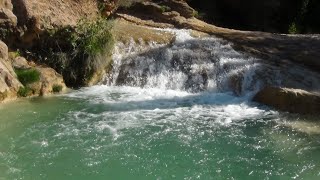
[253, 87, 320, 114]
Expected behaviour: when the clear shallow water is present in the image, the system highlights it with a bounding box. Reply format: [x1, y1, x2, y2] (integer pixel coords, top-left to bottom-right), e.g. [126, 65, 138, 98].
[0, 86, 320, 180]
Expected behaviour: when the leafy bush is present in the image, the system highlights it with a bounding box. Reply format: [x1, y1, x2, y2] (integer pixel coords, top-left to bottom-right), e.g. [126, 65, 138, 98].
[15, 69, 40, 86]
[17, 87, 32, 97]
[28, 16, 115, 87]
[288, 22, 302, 34]
[72, 18, 114, 56]
[160, 5, 171, 13]
[52, 84, 63, 93]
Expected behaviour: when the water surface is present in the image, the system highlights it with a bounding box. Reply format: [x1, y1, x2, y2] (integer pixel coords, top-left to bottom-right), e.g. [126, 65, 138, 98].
[0, 86, 319, 180]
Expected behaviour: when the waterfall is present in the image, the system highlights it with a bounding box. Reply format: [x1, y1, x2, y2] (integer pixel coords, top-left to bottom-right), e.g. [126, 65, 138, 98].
[103, 29, 320, 95]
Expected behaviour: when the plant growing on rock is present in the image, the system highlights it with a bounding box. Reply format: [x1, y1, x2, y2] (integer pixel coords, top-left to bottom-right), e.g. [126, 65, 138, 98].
[32, 17, 115, 87]
[17, 87, 32, 97]
[160, 5, 171, 13]
[117, 0, 144, 8]
[52, 84, 63, 93]
[15, 69, 40, 86]
[72, 18, 114, 57]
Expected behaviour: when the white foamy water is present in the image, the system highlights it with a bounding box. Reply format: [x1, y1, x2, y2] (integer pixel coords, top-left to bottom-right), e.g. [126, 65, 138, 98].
[103, 28, 320, 95]
[1, 28, 320, 180]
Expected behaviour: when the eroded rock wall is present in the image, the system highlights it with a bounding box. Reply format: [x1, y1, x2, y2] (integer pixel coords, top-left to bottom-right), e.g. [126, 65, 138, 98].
[0, 41, 22, 102]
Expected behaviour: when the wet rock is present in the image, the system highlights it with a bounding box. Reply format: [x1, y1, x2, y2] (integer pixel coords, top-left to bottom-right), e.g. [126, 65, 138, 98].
[228, 73, 243, 96]
[253, 87, 320, 114]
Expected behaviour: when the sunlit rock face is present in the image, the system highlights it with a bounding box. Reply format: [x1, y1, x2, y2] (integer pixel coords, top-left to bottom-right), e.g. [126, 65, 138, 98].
[0, 41, 22, 102]
[254, 87, 320, 114]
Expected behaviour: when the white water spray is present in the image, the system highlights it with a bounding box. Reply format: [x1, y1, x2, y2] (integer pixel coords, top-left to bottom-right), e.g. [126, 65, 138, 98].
[104, 29, 320, 95]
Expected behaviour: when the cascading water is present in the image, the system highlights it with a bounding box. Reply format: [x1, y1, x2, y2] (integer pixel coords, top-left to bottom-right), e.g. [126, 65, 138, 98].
[0, 29, 320, 180]
[104, 29, 320, 95]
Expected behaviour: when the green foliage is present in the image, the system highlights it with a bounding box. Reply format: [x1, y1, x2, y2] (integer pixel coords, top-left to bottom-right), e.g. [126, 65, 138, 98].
[15, 69, 40, 86]
[9, 49, 21, 59]
[52, 84, 63, 93]
[288, 22, 300, 34]
[193, 10, 205, 19]
[73, 18, 114, 56]
[98, 2, 106, 13]
[30, 17, 115, 87]
[289, 0, 310, 34]
[17, 87, 32, 97]
[160, 5, 171, 13]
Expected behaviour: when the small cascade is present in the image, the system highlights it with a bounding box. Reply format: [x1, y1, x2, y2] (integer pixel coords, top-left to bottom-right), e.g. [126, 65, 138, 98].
[103, 29, 320, 95]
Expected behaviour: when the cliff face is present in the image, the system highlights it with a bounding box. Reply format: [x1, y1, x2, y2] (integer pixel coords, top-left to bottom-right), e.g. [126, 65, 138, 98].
[12, 0, 99, 28]
[0, 40, 22, 102]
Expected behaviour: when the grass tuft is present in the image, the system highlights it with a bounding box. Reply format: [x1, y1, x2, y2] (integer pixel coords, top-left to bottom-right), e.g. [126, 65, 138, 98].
[15, 69, 40, 86]
[17, 87, 32, 97]
[52, 84, 63, 93]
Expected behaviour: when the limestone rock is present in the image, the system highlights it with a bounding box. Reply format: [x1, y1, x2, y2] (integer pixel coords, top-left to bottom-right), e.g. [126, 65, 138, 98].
[0, 40, 8, 59]
[0, 0, 17, 26]
[29, 67, 66, 96]
[253, 87, 320, 114]
[11, 56, 31, 69]
[0, 41, 22, 102]
[0, 0, 13, 10]
[12, 0, 99, 28]
[0, 7, 17, 26]
[162, 0, 195, 18]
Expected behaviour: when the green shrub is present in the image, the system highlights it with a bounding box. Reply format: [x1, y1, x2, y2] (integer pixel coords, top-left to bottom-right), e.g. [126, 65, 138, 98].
[193, 10, 206, 19]
[72, 18, 114, 57]
[288, 22, 300, 34]
[31, 17, 115, 87]
[17, 87, 32, 97]
[160, 5, 171, 13]
[52, 84, 63, 93]
[15, 69, 40, 86]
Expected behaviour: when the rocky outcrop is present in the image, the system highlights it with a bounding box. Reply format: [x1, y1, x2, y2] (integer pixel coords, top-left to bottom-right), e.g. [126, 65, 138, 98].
[10, 56, 67, 96]
[0, 0, 17, 27]
[8, 0, 99, 48]
[117, 3, 320, 73]
[12, 0, 99, 28]
[29, 67, 67, 96]
[161, 0, 195, 18]
[11, 56, 30, 69]
[0, 41, 22, 102]
[0, 39, 67, 102]
[253, 87, 320, 114]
